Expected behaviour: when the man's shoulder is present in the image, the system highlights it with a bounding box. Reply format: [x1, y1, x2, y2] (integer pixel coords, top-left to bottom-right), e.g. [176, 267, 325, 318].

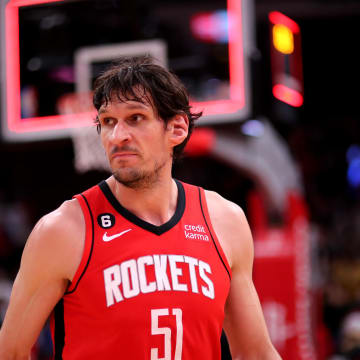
[203, 189, 253, 269]
[204, 189, 246, 225]
[22, 199, 85, 281]
[36, 199, 83, 236]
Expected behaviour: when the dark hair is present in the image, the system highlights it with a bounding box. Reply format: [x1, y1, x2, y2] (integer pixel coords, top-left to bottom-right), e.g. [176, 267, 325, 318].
[93, 55, 202, 160]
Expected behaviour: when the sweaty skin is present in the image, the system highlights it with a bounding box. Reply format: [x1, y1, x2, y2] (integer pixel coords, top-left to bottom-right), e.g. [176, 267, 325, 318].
[0, 100, 281, 360]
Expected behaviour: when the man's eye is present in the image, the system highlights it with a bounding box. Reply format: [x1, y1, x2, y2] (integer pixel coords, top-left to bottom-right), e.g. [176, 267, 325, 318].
[130, 114, 144, 122]
[102, 117, 115, 125]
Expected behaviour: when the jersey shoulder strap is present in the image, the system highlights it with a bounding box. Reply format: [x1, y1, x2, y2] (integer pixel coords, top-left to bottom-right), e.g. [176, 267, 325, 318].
[181, 181, 232, 280]
[65, 185, 99, 293]
[198, 186, 232, 280]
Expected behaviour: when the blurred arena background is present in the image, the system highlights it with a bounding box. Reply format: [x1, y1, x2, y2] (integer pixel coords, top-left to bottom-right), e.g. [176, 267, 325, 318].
[1, 0, 360, 359]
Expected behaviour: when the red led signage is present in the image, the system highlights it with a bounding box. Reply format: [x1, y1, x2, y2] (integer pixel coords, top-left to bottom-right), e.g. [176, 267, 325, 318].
[3, 0, 250, 140]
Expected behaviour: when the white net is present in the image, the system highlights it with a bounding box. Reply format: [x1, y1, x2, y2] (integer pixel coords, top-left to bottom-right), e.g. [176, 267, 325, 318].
[71, 125, 110, 173]
[57, 92, 110, 173]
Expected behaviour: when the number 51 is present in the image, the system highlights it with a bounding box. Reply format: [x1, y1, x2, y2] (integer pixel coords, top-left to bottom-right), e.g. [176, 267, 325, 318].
[151, 308, 183, 360]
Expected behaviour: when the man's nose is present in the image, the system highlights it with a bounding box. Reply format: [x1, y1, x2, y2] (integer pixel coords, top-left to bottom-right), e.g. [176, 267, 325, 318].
[110, 122, 131, 143]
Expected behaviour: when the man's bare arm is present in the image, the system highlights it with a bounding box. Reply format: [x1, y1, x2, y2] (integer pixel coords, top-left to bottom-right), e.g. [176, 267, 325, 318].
[0, 200, 84, 359]
[206, 191, 282, 360]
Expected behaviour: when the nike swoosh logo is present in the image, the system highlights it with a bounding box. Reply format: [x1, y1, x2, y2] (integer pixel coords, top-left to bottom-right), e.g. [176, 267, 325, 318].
[103, 229, 132, 242]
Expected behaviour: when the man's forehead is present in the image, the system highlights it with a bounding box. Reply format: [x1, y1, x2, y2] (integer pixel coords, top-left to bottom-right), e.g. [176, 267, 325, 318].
[98, 98, 153, 114]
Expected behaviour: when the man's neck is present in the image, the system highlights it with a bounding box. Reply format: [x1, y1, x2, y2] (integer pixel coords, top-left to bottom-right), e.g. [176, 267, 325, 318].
[107, 174, 178, 226]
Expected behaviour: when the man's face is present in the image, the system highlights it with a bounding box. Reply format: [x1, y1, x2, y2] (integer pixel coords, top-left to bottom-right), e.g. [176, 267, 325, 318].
[97, 97, 172, 189]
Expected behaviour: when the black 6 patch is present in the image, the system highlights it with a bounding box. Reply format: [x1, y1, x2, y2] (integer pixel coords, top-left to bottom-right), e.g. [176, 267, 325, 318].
[97, 213, 116, 229]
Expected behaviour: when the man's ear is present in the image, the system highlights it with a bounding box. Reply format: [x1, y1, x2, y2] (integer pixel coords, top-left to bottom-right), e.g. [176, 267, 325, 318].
[167, 114, 189, 147]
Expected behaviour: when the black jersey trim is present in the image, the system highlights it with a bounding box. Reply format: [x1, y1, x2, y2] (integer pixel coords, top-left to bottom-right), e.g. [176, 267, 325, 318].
[99, 179, 185, 236]
[54, 299, 65, 359]
[65, 194, 95, 295]
[198, 187, 231, 281]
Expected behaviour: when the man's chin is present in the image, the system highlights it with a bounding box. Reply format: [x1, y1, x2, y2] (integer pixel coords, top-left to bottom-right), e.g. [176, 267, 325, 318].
[112, 169, 148, 189]
[111, 159, 166, 190]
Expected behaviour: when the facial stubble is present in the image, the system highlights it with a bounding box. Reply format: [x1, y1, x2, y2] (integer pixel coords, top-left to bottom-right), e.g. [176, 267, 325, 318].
[112, 157, 167, 190]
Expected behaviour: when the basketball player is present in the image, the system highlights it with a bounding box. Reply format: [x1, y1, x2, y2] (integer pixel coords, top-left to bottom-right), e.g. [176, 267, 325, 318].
[0, 56, 281, 359]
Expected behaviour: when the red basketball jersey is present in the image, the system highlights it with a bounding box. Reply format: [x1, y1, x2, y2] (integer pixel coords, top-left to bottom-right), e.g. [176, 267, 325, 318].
[50, 180, 231, 359]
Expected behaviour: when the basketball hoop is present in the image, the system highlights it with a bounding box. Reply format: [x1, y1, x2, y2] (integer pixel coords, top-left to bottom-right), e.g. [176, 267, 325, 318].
[57, 92, 110, 173]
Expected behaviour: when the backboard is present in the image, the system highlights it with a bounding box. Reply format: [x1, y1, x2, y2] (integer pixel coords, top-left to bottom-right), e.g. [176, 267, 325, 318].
[1, 0, 254, 141]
